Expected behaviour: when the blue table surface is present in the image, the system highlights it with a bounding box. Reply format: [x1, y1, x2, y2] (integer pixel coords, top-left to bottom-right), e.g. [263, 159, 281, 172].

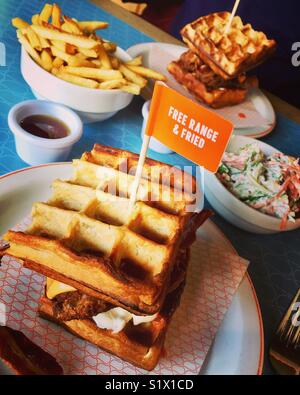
[0, 0, 300, 375]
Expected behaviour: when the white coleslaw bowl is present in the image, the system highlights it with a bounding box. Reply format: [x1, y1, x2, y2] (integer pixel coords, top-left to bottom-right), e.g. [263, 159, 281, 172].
[205, 135, 300, 234]
[21, 47, 134, 123]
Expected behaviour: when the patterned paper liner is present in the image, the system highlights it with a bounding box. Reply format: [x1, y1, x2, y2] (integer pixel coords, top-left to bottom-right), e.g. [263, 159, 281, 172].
[0, 218, 248, 375]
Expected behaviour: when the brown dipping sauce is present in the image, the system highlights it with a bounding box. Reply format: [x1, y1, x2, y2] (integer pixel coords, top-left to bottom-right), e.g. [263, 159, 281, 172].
[20, 115, 70, 139]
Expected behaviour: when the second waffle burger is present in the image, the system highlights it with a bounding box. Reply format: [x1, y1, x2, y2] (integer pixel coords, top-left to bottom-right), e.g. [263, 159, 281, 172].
[168, 12, 276, 108]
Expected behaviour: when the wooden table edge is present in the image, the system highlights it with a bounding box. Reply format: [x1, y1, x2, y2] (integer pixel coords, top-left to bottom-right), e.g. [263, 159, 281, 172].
[91, 0, 181, 45]
[91, 0, 300, 125]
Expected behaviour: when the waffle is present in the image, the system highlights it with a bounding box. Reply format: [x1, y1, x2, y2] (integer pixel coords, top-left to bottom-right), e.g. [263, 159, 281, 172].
[3, 144, 208, 315]
[38, 281, 185, 371]
[181, 12, 276, 80]
[36, 245, 189, 371]
[168, 50, 258, 108]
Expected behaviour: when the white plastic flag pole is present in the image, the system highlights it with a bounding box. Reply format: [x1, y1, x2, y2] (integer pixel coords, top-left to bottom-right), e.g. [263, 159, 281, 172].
[199, 165, 205, 212]
[129, 134, 151, 211]
[224, 0, 241, 34]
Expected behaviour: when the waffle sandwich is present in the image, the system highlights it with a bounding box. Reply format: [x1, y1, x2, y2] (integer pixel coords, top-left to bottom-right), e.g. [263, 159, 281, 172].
[168, 50, 258, 108]
[181, 12, 276, 80]
[2, 144, 210, 370]
[168, 12, 275, 108]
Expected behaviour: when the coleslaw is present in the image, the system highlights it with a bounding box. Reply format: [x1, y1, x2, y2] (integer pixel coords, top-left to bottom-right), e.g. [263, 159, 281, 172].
[217, 143, 300, 229]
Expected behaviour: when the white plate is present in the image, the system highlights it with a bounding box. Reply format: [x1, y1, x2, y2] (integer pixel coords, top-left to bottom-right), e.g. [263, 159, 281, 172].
[127, 42, 275, 138]
[0, 164, 264, 375]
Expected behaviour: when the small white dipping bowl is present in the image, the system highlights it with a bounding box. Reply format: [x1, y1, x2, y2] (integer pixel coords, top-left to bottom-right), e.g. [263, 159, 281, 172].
[21, 47, 134, 123]
[141, 100, 174, 154]
[205, 135, 300, 234]
[8, 100, 83, 166]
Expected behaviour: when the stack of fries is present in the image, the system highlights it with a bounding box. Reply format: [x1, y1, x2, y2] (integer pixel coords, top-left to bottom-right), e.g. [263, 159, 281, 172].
[12, 3, 166, 94]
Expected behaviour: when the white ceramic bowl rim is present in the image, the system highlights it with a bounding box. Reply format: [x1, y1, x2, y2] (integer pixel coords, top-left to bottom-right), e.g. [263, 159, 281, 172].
[22, 46, 131, 95]
[8, 100, 83, 149]
[142, 100, 150, 118]
[209, 136, 299, 229]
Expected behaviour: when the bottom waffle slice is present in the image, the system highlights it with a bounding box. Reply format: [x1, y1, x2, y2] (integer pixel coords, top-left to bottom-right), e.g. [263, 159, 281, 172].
[39, 281, 185, 371]
[168, 50, 258, 108]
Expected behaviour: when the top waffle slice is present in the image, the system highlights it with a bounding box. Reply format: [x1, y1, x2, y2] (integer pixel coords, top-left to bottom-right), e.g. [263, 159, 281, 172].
[181, 12, 276, 80]
[3, 144, 204, 315]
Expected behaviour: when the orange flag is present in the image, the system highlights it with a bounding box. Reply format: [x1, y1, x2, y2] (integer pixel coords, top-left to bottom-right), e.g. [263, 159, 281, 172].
[145, 82, 234, 173]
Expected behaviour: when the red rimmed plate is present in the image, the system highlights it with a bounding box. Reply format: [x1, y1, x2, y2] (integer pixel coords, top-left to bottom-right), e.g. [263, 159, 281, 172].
[0, 164, 264, 375]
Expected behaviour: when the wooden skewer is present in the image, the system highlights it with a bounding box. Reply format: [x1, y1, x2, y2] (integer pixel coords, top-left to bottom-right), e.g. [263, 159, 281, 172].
[128, 81, 164, 216]
[224, 0, 241, 34]
[128, 134, 151, 213]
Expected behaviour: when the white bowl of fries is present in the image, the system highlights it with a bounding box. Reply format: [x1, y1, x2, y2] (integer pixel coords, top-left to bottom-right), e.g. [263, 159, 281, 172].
[21, 46, 134, 123]
[13, 3, 166, 123]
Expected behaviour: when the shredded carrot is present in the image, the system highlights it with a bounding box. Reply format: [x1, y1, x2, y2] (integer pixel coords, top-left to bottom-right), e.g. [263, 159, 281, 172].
[280, 209, 290, 230]
[252, 176, 291, 210]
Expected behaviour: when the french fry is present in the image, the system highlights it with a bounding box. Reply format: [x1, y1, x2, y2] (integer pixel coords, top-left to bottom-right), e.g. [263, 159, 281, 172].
[81, 61, 99, 68]
[11, 17, 29, 29]
[61, 52, 94, 67]
[119, 65, 147, 87]
[31, 25, 98, 49]
[74, 53, 97, 68]
[61, 22, 73, 34]
[102, 41, 117, 53]
[39, 4, 53, 24]
[110, 56, 120, 69]
[51, 67, 59, 75]
[63, 66, 122, 81]
[41, 49, 53, 71]
[78, 47, 99, 59]
[66, 43, 77, 55]
[40, 37, 50, 49]
[52, 4, 62, 28]
[52, 40, 76, 54]
[121, 84, 141, 95]
[27, 17, 49, 48]
[24, 27, 41, 50]
[91, 59, 102, 67]
[78, 21, 108, 32]
[42, 21, 62, 31]
[98, 44, 111, 69]
[126, 56, 143, 66]
[57, 70, 99, 89]
[31, 14, 40, 26]
[51, 46, 82, 66]
[127, 65, 166, 81]
[17, 30, 43, 67]
[99, 79, 126, 90]
[52, 56, 64, 69]
[51, 40, 66, 52]
[63, 16, 82, 34]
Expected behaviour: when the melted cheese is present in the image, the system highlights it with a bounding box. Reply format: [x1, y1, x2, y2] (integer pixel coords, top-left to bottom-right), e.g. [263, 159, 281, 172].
[46, 278, 76, 300]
